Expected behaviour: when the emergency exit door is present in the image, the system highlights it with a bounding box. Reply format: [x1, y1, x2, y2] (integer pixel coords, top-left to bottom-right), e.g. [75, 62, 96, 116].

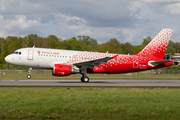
[133, 61, 139, 68]
[27, 49, 34, 60]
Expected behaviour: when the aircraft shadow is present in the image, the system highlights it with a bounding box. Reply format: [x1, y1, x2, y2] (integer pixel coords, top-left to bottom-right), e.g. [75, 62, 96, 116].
[57, 81, 115, 84]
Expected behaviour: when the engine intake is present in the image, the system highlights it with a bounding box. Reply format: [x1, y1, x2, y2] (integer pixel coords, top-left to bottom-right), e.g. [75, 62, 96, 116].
[52, 64, 79, 76]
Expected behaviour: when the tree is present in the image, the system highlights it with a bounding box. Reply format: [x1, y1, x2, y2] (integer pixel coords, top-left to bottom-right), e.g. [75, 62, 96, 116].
[142, 36, 151, 48]
[123, 42, 135, 55]
[47, 35, 59, 48]
[77, 35, 99, 51]
[166, 40, 176, 54]
[174, 42, 180, 53]
[67, 37, 81, 50]
[99, 38, 123, 54]
[0, 38, 5, 57]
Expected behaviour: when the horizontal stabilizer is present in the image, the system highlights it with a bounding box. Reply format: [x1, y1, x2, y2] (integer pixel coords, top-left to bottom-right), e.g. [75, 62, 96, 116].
[148, 60, 173, 66]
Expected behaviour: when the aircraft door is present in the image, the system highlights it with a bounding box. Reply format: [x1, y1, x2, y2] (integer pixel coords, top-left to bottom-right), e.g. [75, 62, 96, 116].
[27, 49, 34, 60]
[133, 61, 139, 68]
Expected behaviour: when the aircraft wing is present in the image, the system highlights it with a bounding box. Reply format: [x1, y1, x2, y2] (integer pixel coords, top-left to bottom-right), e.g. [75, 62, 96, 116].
[73, 56, 115, 69]
[149, 60, 173, 66]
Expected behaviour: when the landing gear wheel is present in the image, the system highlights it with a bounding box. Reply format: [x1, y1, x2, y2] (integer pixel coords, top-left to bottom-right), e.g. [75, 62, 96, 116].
[81, 77, 84, 82]
[27, 74, 31, 79]
[84, 77, 89, 83]
[81, 77, 89, 83]
[27, 67, 32, 79]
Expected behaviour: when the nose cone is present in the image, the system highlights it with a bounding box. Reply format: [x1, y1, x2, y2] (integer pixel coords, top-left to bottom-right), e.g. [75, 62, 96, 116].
[5, 55, 11, 63]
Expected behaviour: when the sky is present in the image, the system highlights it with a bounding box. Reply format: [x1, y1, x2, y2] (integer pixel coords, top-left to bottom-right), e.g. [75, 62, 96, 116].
[0, 0, 180, 45]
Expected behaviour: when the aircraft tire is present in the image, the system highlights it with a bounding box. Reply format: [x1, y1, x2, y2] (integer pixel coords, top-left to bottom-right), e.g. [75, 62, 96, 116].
[81, 77, 84, 82]
[83, 77, 89, 83]
[81, 77, 89, 83]
[27, 74, 31, 79]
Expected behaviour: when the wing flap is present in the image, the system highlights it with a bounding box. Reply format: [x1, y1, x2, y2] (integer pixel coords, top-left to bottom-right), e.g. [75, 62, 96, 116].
[73, 56, 115, 69]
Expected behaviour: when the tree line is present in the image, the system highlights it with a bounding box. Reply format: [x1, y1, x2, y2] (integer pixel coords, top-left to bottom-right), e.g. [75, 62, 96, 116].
[0, 34, 179, 64]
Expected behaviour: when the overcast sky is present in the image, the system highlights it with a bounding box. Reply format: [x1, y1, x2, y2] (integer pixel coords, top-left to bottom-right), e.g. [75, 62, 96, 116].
[0, 0, 180, 45]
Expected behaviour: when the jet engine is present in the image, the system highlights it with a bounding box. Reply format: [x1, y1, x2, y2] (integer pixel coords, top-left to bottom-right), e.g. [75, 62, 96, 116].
[52, 64, 79, 76]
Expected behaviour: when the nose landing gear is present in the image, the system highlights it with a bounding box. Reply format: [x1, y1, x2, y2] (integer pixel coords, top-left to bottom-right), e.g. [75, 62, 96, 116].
[27, 67, 32, 79]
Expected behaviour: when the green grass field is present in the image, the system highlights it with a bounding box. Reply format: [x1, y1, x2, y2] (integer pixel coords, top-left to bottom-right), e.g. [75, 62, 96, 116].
[1, 69, 180, 80]
[1, 73, 180, 80]
[1, 71, 180, 119]
[0, 88, 180, 119]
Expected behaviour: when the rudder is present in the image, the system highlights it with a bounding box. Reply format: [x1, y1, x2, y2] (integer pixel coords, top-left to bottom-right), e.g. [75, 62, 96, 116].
[136, 28, 173, 59]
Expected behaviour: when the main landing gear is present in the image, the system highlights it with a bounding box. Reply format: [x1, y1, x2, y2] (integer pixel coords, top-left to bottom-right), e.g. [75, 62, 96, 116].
[81, 75, 89, 82]
[80, 68, 89, 83]
[27, 67, 32, 79]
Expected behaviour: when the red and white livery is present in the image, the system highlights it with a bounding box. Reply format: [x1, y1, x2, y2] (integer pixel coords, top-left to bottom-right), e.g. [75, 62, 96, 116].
[5, 28, 174, 82]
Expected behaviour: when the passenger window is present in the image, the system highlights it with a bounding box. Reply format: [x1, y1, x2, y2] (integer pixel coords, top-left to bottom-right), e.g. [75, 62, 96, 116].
[19, 52, 21, 55]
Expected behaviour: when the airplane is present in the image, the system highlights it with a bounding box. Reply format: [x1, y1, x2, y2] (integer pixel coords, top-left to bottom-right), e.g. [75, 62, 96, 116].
[5, 28, 174, 82]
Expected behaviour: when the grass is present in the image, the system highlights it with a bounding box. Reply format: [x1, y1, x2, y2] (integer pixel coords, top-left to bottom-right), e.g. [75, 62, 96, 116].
[0, 88, 180, 119]
[1, 73, 180, 80]
[1, 69, 180, 80]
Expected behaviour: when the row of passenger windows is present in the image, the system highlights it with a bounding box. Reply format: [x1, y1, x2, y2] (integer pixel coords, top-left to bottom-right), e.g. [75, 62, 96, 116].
[13, 51, 21, 55]
[38, 54, 96, 60]
[38, 54, 127, 63]
[38, 54, 71, 58]
[111, 60, 127, 63]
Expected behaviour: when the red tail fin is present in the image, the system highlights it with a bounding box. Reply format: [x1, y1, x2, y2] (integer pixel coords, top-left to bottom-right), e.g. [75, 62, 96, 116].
[136, 28, 173, 59]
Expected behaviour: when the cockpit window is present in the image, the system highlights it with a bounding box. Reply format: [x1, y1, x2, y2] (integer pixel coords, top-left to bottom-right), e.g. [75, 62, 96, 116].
[13, 51, 18, 54]
[13, 51, 22, 55]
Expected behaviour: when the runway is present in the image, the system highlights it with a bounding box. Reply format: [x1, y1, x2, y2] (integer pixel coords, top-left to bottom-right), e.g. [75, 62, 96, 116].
[1, 80, 180, 88]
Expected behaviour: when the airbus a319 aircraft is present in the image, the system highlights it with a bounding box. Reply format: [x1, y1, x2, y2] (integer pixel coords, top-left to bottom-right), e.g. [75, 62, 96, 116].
[5, 28, 174, 82]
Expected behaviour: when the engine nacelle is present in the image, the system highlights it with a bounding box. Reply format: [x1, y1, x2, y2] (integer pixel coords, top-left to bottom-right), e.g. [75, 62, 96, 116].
[52, 64, 79, 76]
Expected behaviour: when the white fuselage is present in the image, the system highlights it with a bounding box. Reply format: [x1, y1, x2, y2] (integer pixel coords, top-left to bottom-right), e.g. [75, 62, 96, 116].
[5, 48, 116, 69]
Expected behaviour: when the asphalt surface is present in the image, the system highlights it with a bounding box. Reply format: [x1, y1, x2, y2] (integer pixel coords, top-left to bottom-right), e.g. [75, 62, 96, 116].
[1, 80, 180, 88]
